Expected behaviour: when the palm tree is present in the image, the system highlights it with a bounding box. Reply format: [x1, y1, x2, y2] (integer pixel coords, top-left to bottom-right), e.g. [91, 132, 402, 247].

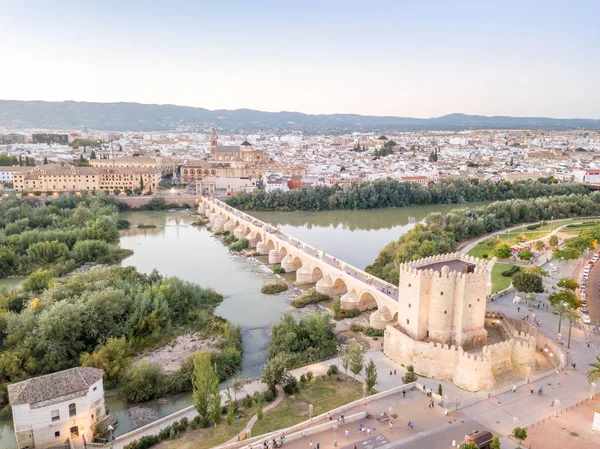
[552, 302, 569, 334]
[587, 357, 600, 383]
[564, 310, 579, 349]
[534, 240, 545, 252]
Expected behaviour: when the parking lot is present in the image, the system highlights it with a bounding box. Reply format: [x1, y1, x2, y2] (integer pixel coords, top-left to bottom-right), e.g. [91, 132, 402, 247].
[578, 254, 599, 330]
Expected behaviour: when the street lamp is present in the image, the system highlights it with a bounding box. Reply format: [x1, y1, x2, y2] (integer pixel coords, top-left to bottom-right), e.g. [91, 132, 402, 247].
[555, 399, 560, 417]
[336, 345, 341, 369]
[591, 382, 597, 399]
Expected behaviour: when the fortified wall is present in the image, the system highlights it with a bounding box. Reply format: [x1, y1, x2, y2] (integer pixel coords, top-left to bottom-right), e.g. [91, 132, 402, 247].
[383, 254, 540, 392]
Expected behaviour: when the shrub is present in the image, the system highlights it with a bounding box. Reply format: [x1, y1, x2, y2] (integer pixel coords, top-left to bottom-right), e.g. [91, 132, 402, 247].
[300, 373, 307, 384]
[290, 288, 329, 308]
[327, 365, 339, 376]
[263, 389, 275, 402]
[482, 253, 488, 259]
[261, 282, 288, 294]
[363, 327, 384, 337]
[526, 223, 541, 230]
[214, 229, 229, 236]
[229, 238, 249, 252]
[116, 219, 131, 230]
[501, 265, 521, 277]
[119, 361, 166, 402]
[272, 266, 286, 275]
[138, 224, 157, 229]
[306, 371, 313, 381]
[242, 394, 253, 408]
[350, 323, 364, 332]
[222, 234, 237, 245]
[283, 375, 298, 394]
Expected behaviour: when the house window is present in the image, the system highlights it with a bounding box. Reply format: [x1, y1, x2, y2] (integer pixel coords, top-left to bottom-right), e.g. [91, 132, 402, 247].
[55, 431, 60, 438]
[51, 410, 60, 421]
[69, 403, 76, 417]
[93, 386, 97, 391]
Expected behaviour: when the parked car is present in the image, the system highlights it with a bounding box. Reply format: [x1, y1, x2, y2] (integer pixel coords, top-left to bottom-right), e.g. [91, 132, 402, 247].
[582, 314, 591, 324]
[581, 305, 589, 313]
[581, 293, 587, 300]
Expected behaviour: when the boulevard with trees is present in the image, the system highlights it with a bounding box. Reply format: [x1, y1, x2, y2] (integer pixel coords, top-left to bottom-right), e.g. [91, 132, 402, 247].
[367, 193, 600, 284]
[226, 179, 586, 211]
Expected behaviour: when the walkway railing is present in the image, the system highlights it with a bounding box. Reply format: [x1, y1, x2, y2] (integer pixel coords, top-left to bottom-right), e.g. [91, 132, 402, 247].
[205, 197, 399, 300]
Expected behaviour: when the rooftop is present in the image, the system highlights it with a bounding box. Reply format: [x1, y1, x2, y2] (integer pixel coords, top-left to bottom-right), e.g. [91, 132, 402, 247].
[8, 367, 103, 407]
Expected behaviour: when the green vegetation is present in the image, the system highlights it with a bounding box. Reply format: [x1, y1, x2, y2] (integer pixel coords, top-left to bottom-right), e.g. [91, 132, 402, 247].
[402, 365, 418, 383]
[512, 271, 544, 293]
[192, 352, 220, 427]
[229, 238, 249, 252]
[0, 193, 131, 278]
[587, 356, 600, 383]
[349, 323, 384, 337]
[365, 359, 377, 394]
[268, 312, 337, 368]
[226, 179, 586, 211]
[68, 138, 105, 150]
[251, 375, 363, 436]
[501, 265, 521, 277]
[261, 282, 288, 294]
[290, 288, 329, 307]
[0, 267, 242, 412]
[272, 266, 286, 275]
[138, 223, 157, 229]
[367, 193, 600, 285]
[331, 297, 360, 319]
[513, 426, 527, 446]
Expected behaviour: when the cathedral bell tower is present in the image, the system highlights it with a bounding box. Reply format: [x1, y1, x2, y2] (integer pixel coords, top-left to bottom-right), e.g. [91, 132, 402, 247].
[210, 128, 218, 160]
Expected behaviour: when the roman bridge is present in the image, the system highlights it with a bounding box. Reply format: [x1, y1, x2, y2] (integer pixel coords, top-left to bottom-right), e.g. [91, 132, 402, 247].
[198, 197, 399, 329]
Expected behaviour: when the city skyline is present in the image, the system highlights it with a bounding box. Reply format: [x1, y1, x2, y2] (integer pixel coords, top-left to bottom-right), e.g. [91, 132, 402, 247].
[1, 0, 599, 119]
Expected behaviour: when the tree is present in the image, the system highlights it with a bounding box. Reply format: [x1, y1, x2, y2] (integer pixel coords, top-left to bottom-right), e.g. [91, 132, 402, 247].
[489, 435, 501, 449]
[261, 353, 288, 393]
[459, 444, 478, 449]
[551, 302, 569, 334]
[512, 426, 527, 446]
[515, 234, 526, 244]
[340, 346, 350, 375]
[486, 236, 500, 248]
[517, 249, 533, 261]
[140, 174, 144, 191]
[193, 352, 219, 426]
[348, 341, 365, 381]
[548, 289, 581, 310]
[565, 310, 578, 349]
[209, 388, 222, 426]
[534, 240, 545, 252]
[80, 337, 131, 389]
[90, 150, 97, 159]
[557, 277, 579, 291]
[437, 384, 443, 396]
[553, 247, 580, 261]
[549, 235, 559, 247]
[512, 272, 544, 293]
[402, 365, 418, 384]
[113, 189, 121, 196]
[226, 388, 235, 425]
[587, 356, 600, 383]
[525, 265, 548, 277]
[230, 374, 244, 401]
[43, 157, 48, 164]
[365, 359, 377, 394]
[494, 243, 513, 259]
[254, 391, 264, 420]
[23, 269, 54, 293]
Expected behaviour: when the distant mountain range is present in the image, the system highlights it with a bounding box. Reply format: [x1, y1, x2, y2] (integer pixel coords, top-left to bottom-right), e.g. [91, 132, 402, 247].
[1, 100, 599, 132]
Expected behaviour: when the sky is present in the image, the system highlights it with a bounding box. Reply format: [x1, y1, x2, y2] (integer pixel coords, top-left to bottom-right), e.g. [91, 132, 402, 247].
[1, 0, 599, 118]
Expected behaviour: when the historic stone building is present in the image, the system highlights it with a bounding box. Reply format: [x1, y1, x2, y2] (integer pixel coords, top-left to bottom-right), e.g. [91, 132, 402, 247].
[383, 253, 539, 391]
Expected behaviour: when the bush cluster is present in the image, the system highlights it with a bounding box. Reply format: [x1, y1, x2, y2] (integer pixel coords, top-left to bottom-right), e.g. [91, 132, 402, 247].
[229, 238, 249, 252]
[331, 298, 360, 320]
[123, 417, 191, 449]
[501, 265, 521, 277]
[261, 282, 288, 294]
[290, 288, 329, 308]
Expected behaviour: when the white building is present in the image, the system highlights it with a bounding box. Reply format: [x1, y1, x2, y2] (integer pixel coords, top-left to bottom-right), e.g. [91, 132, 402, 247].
[265, 179, 289, 193]
[8, 367, 109, 449]
[0, 169, 14, 183]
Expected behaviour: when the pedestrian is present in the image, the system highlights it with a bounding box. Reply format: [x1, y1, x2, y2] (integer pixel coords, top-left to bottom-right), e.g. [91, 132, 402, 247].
[394, 370, 397, 375]
[403, 390, 406, 398]
[389, 421, 393, 432]
[345, 429, 349, 439]
[310, 441, 313, 449]
[512, 385, 516, 393]
[316, 442, 320, 449]
[367, 427, 371, 435]
[390, 370, 392, 375]
[518, 306, 520, 312]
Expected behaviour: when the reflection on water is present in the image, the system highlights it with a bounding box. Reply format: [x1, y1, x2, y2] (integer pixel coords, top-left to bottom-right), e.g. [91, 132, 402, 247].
[249, 203, 486, 269]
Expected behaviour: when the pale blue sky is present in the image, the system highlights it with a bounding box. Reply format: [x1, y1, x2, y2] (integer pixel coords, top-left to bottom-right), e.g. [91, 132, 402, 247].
[1, 0, 599, 118]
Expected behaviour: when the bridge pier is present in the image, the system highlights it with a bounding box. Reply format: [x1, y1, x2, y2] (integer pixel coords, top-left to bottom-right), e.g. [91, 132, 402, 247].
[198, 204, 207, 215]
[224, 219, 237, 233]
[268, 250, 283, 264]
[213, 215, 227, 231]
[369, 307, 395, 330]
[256, 242, 270, 255]
[247, 237, 258, 248]
[208, 212, 220, 227]
[315, 275, 348, 297]
[281, 254, 301, 272]
[340, 291, 360, 309]
[295, 266, 321, 284]
[234, 225, 247, 240]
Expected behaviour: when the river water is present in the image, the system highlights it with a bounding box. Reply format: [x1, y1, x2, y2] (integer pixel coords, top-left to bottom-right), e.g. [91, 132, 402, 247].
[0, 202, 480, 446]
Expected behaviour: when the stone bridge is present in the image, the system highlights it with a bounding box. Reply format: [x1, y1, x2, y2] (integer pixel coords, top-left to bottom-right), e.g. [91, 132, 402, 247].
[198, 197, 399, 329]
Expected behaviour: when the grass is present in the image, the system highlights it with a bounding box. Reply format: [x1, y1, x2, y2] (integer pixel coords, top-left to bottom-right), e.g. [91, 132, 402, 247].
[261, 282, 288, 294]
[491, 262, 517, 293]
[561, 220, 600, 235]
[152, 406, 256, 449]
[251, 375, 364, 436]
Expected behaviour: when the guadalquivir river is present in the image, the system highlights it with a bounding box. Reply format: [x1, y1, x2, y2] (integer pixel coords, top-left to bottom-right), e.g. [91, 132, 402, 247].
[0, 202, 483, 446]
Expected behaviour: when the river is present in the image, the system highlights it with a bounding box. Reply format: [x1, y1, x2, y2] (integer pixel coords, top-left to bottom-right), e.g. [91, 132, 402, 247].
[0, 202, 482, 446]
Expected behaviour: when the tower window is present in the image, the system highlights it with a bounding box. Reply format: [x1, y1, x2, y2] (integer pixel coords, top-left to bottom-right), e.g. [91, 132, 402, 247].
[408, 283, 411, 288]
[408, 304, 411, 308]
[444, 310, 447, 314]
[468, 304, 472, 308]
[440, 292, 444, 296]
[406, 319, 410, 325]
[477, 298, 480, 302]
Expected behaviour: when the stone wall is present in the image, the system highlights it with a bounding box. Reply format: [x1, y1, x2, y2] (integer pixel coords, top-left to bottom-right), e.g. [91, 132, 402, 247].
[117, 196, 198, 208]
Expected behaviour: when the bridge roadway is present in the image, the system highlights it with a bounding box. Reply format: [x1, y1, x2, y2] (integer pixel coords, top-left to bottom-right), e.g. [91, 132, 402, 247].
[198, 197, 399, 322]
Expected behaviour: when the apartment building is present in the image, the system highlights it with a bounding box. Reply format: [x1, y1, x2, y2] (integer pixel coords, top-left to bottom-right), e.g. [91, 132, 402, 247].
[11, 165, 161, 193]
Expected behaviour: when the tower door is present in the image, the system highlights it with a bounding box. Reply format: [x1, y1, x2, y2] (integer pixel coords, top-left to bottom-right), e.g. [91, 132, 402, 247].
[70, 426, 79, 436]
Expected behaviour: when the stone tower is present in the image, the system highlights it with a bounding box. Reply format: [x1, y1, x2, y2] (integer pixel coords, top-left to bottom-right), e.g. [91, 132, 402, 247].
[210, 128, 218, 160]
[397, 253, 493, 348]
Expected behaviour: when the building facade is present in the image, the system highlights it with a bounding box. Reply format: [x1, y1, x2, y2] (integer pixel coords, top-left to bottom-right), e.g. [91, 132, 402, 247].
[8, 367, 110, 449]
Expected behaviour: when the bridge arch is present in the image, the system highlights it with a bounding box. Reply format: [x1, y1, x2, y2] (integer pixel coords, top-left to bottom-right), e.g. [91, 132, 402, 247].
[279, 246, 288, 258]
[358, 291, 378, 311]
[311, 266, 324, 282]
[333, 277, 348, 296]
[266, 239, 276, 252]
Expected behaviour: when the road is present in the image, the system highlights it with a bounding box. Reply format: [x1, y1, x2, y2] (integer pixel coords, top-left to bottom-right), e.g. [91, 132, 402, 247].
[580, 253, 600, 331]
[208, 198, 399, 300]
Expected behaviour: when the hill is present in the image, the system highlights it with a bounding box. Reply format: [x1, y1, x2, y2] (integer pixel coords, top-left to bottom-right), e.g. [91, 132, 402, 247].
[1, 100, 599, 132]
